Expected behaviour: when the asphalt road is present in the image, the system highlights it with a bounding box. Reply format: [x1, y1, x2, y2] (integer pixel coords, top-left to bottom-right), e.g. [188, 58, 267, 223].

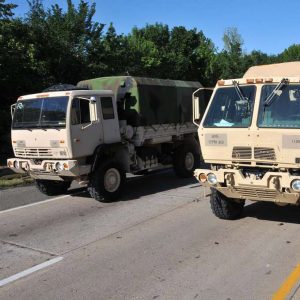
[1, 170, 300, 299]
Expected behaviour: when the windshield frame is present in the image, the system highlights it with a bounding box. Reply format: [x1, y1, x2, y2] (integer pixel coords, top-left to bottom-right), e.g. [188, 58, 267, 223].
[202, 85, 256, 129]
[12, 96, 69, 130]
[257, 83, 300, 129]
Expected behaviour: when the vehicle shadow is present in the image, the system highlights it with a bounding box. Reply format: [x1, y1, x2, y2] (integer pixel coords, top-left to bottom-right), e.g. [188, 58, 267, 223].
[243, 201, 300, 224]
[123, 170, 198, 201]
[71, 169, 199, 202]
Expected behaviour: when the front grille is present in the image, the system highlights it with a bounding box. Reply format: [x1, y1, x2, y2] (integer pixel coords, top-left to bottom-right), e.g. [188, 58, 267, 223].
[254, 147, 276, 160]
[235, 187, 277, 200]
[15, 148, 53, 158]
[232, 147, 252, 159]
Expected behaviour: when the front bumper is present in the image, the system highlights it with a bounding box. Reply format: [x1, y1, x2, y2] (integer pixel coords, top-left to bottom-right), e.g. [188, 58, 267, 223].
[194, 168, 300, 204]
[7, 158, 91, 180]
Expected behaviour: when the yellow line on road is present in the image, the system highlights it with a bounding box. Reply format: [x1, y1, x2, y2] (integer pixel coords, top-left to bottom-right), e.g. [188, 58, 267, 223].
[273, 263, 300, 300]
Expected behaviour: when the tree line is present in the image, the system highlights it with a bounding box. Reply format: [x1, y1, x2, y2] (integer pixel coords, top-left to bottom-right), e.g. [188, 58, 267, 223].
[0, 0, 300, 138]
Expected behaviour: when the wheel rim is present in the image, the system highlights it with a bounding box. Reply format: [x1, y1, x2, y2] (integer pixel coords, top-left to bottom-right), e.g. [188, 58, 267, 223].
[104, 168, 121, 193]
[185, 152, 195, 170]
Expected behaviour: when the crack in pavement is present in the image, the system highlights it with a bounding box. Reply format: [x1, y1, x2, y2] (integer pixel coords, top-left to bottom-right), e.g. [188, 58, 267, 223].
[0, 240, 58, 257]
[60, 199, 197, 256]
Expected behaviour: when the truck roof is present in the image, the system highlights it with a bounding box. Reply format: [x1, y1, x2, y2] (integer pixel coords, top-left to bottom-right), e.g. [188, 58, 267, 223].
[77, 76, 202, 89]
[18, 89, 113, 100]
[243, 61, 300, 78]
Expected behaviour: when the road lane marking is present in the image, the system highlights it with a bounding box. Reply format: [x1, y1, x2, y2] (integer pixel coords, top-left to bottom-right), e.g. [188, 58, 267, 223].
[0, 256, 63, 287]
[272, 263, 300, 300]
[0, 191, 83, 214]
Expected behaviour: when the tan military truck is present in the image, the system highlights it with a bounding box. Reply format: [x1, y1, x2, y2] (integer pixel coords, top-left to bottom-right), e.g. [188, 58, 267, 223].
[7, 76, 210, 201]
[193, 61, 300, 219]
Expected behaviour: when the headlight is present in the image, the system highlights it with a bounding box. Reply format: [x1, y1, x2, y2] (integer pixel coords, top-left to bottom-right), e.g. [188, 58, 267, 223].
[291, 179, 300, 191]
[13, 160, 20, 169]
[24, 162, 30, 171]
[207, 173, 218, 185]
[56, 162, 64, 172]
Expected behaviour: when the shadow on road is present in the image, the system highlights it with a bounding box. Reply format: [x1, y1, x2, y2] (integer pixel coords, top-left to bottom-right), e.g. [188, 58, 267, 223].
[244, 201, 300, 224]
[124, 170, 198, 200]
[71, 169, 199, 202]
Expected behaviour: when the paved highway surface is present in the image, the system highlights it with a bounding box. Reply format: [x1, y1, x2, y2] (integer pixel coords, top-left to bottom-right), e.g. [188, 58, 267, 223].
[1, 170, 300, 299]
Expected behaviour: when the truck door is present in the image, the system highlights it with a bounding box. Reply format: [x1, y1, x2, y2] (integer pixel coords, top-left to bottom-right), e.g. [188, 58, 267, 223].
[99, 96, 121, 143]
[70, 96, 102, 158]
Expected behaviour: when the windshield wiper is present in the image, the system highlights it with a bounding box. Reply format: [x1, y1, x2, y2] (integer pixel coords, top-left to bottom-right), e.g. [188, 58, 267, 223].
[232, 80, 248, 102]
[264, 78, 289, 107]
[13, 124, 34, 131]
[232, 80, 251, 118]
[40, 124, 64, 128]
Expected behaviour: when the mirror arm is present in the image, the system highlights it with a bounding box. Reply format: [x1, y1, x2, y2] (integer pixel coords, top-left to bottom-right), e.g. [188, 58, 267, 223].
[81, 121, 94, 130]
[11, 103, 16, 119]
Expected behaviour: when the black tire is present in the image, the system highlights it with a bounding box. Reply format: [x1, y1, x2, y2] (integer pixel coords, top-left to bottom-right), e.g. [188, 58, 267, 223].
[35, 180, 71, 196]
[173, 144, 200, 178]
[210, 188, 245, 220]
[88, 160, 125, 202]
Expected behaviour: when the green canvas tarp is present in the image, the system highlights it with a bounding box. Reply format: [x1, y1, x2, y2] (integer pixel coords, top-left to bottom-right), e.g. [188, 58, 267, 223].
[77, 76, 202, 126]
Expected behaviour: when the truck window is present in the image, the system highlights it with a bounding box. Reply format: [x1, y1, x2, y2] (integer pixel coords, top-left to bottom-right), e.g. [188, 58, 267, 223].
[71, 98, 91, 125]
[258, 84, 300, 128]
[203, 86, 256, 128]
[13, 97, 68, 129]
[101, 97, 115, 120]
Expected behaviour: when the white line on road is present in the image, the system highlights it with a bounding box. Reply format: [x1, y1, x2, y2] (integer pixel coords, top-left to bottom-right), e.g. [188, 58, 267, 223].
[0, 256, 63, 287]
[0, 191, 83, 214]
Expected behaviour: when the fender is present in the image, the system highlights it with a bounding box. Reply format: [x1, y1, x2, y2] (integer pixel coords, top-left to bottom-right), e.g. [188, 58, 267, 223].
[90, 142, 123, 173]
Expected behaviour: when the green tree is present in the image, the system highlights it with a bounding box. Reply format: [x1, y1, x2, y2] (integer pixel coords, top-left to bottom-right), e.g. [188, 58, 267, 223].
[217, 27, 244, 79]
[25, 0, 105, 85]
[223, 27, 243, 54]
[0, 1, 26, 144]
[167, 26, 217, 85]
[189, 31, 217, 86]
[0, 0, 16, 19]
[279, 44, 300, 62]
[126, 25, 163, 76]
[124, 24, 216, 84]
[100, 23, 128, 75]
[243, 50, 278, 73]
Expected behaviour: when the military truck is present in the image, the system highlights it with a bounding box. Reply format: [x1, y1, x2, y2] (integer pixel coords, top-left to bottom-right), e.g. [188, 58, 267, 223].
[193, 61, 300, 219]
[7, 76, 210, 201]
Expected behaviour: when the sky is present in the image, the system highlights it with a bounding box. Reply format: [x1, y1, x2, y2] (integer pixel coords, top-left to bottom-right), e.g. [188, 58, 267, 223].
[10, 0, 300, 55]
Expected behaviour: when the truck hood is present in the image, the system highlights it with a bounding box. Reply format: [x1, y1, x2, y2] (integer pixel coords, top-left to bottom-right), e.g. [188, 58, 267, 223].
[200, 128, 300, 168]
[11, 129, 70, 159]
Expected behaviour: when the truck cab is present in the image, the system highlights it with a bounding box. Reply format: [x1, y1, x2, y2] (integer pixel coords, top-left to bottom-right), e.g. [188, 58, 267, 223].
[193, 62, 300, 219]
[7, 90, 121, 194]
[8, 89, 120, 185]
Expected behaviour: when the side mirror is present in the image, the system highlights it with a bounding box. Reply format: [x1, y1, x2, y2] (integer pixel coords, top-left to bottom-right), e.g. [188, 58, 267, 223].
[193, 96, 200, 124]
[193, 88, 205, 126]
[192, 87, 213, 126]
[76, 96, 98, 130]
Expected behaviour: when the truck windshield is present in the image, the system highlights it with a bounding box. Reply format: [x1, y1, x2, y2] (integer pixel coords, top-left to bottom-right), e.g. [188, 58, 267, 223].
[258, 84, 300, 128]
[203, 86, 256, 128]
[12, 97, 68, 129]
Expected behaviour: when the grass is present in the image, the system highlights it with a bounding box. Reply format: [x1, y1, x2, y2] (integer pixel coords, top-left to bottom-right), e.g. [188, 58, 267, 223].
[0, 173, 34, 188]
